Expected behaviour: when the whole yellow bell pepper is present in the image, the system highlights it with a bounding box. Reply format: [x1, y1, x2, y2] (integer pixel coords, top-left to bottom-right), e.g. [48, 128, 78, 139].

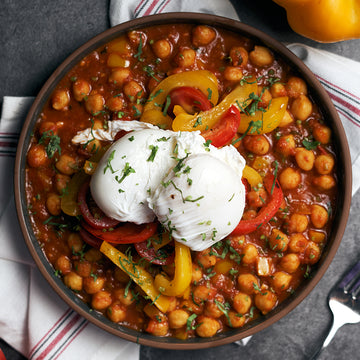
[154, 242, 192, 297]
[172, 82, 258, 132]
[238, 96, 288, 134]
[140, 70, 219, 129]
[274, 0, 360, 42]
[100, 241, 171, 313]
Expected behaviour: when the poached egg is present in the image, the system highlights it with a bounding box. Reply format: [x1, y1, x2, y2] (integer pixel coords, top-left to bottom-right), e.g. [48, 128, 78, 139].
[73, 121, 246, 251]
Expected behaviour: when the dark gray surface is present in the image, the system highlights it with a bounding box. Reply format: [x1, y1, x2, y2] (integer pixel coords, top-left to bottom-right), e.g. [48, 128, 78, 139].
[1, 1, 360, 359]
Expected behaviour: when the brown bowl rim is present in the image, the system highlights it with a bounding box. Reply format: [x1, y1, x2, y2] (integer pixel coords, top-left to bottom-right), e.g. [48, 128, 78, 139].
[14, 12, 352, 350]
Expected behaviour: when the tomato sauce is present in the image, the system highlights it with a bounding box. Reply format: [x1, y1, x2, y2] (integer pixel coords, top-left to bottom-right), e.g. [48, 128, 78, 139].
[25, 23, 337, 339]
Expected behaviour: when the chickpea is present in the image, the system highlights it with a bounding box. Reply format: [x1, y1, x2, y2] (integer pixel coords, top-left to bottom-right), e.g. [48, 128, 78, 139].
[290, 94, 312, 121]
[107, 301, 126, 323]
[152, 39, 172, 59]
[84, 93, 105, 115]
[285, 77, 307, 98]
[288, 213, 309, 233]
[39, 121, 58, 136]
[242, 244, 259, 265]
[195, 316, 220, 338]
[192, 263, 203, 283]
[55, 173, 70, 194]
[280, 253, 300, 273]
[314, 154, 335, 175]
[147, 75, 163, 92]
[276, 134, 296, 156]
[72, 79, 91, 102]
[243, 135, 270, 155]
[242, 209, 257, 220]
[247, 188, 268, 208]
[63, 271, 83, 291]
[127, 30, 146, 46]
[180, 298, 203, 315]
[123, 80, 143, 102]
[197, 248, 217, 268]
[83, 276, 105, 294]
[84, 138, 101, 154]
[46, 193, 61, 216]
[91, 291, 112, 311]
[237, 273, 260, 294]
[309, 230, 326, 243]
[249, 46, 274, 67]
[175, 48, 196, 68]
[269, 229, 289, 252]
[84, 248, 103, 262]
[55, 154, 77, 175]
[279, 112, 295, 131]
[313, 124, 331, 144]
[229, 46, 248, 67]
[288, 233, 308, 253]
[313, 175, 336, 190]
[131, 103, 143, 119]
[226, 310, 246, 328]
[254, 291, 277, 314]
[258, 86, 272, 108]
[74, 260, 91, 277]
[55, 255, 71, 275]
[114, 288, 134, 306]
[67, 233, 84, 253]
[279, 167, 301, 190]
[106, 96, 124, 112]
[304, 242, 321, 264]
[271, 82, 287, 98]
[295, 148, 315, 171]
[27, 144, 49, 168]
[233, 292, 252, 315]
[271, 271, 292, 292]
[52, 89, 70, 111]
[192, 25, 216, 46]
[310, 204, 328, 228]
[193, 285, 216, 301]
[224, 66, 243, 82]
[168, 309, 189, 329]
[109, 68, 131, 86]
[204, 299, 224, 318]
[146, 319, 169, 336]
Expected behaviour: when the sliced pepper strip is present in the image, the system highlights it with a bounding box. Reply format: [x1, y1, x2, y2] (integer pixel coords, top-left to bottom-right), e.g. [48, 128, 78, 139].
[140, 70, 219, 129]
[154, 242, 192, 297]
[242, 165, 263, 188]
[172, 82, 258, 132]
[100, 241, 171, 313]
[238, 96, 288, 134]
[201, 105, 241, 148]
[81, 220, 157, 244]
[231, 173, 283, 235]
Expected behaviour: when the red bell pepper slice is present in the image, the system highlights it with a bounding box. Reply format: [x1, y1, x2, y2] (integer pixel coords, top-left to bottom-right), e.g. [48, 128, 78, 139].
[79, 226, 102, 249]
[134, 240, 175, 265]
[81, 220, 158, 244]
[231, 173, 283, 235]
[168, 86, 212, 115]
[78, 181, 120, 229]
[201, 105, 241, 148]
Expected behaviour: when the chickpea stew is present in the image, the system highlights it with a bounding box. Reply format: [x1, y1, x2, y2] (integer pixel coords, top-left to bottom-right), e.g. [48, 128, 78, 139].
[24, 22, 341, 341]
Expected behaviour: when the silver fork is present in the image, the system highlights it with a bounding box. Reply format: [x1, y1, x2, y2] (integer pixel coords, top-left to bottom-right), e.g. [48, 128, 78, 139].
[311, 260, 360, 359]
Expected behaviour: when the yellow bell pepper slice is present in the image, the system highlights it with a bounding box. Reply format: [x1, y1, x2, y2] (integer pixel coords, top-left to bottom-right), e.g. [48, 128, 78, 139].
[100, 241, 171, 313]
[140, 70, 219, 129]
[273, 0, 360, 43]
[238, 96, 288, 134]
[243, 165, 263, 188]
[61, 146, 108, 216]
[172, 82, 258, 132]
[154, 242, 192, 297]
